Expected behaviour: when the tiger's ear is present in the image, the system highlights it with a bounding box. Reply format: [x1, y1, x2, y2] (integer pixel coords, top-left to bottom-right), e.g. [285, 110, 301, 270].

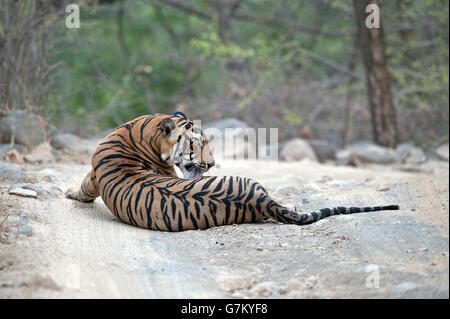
[160, 118, 176, 136]
[173, 111, 187, 119]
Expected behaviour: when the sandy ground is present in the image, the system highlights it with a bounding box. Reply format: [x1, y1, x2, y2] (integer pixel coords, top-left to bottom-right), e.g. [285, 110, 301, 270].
[0, 158, 448, 298]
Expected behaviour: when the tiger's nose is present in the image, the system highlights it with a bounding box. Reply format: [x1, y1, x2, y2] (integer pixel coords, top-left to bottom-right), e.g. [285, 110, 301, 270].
[200, 160, 215, 171]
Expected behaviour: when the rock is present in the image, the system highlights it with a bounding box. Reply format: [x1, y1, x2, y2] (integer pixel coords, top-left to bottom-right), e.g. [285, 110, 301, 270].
[9, 182, 62, 199]
[434, 143, 449, 161]
[1, 110, 47, 149]
[8, 187, 37, 198]
[248, 281, 277, 297]
[230, 291, 246, 299]
[377, 186, 390, 192]
[0, 143, 26, 158]
[2, 215, 33, 236]
[280, 138, 318, 162]
[308, 140, 336, 162]
[24, 142, 56, 164]
[396, 143, 426, 165]
[45, 123, 59, 138]
[336, 142, 399, 165]
[50, 133, 99, 154]
[4, 149, 25, 163]
[0, 161, 27, 182]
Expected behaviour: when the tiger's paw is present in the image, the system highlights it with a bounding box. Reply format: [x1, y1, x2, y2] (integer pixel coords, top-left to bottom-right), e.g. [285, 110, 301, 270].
[65, 188, 94, 203]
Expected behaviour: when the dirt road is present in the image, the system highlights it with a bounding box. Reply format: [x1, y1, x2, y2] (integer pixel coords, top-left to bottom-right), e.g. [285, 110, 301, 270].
[0, 159, 448, 298]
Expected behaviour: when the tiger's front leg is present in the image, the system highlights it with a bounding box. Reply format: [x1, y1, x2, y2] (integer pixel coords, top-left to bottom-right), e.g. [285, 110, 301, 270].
[65, 169, 100, 203]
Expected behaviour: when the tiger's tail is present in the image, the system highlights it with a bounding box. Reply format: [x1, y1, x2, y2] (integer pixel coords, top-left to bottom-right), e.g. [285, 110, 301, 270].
[262, 196, 399, 225]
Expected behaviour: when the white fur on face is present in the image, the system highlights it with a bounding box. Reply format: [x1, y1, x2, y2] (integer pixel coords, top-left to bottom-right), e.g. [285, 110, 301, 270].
[160, 153, 169, 161]
[163, 126, 207, 179]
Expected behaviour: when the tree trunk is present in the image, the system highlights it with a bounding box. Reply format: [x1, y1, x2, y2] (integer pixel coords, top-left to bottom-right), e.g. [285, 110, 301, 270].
[353, 0, 398, 148]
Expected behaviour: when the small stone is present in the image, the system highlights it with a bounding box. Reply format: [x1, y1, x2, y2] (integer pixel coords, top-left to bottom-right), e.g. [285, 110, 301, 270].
[249, 281, 276, 297]
[8, 187, 37, 198]
[231, 291, 246, 299]
[9, 182, 62, 199]
[3, 215, 33, 236]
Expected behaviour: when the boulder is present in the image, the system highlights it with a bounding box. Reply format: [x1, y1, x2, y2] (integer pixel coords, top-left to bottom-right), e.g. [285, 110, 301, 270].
[0, 161, 27, 182]
[396, 143, 426, 165]
[4, 149, 25, 163]
[280, 138, 318, 162]
[1, 144, 26, 162]
[24, 142, 56, 164]
[434, 143, 449, 161]
[50, 133, 99, 154]
[336, 141, 399, 165]
[308, 140, 336, 162]
[0, 143, 26, 156]
[1, 110, 47, 149]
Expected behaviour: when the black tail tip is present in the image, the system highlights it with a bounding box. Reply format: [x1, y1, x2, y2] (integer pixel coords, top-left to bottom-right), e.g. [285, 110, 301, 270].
[385, 205, 400, 210]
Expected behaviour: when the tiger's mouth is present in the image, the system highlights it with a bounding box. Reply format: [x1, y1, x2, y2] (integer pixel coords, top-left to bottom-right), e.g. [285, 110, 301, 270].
[179, 163, 205, 180]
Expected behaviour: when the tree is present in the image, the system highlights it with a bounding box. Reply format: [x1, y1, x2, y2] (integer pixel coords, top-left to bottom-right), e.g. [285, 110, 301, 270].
[353, 0, 398, 148]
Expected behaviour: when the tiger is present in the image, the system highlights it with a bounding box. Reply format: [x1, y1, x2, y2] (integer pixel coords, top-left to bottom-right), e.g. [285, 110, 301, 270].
[65, 112, 400, 232]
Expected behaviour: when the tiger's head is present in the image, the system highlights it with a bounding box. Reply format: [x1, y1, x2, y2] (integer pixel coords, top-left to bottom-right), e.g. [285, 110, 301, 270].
[158, 112, 215, 179]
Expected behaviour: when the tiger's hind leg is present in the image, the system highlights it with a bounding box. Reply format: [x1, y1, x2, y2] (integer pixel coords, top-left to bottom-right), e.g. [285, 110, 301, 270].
[65, 169, 100, 203]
